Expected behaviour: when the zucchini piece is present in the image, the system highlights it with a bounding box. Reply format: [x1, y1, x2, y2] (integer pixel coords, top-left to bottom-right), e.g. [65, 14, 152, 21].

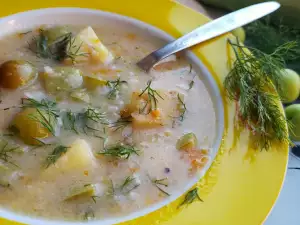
[43, 139, 95, 178]
[65, 184, 96, 201]
[176, 133, 198, 151]
[70, 89, 90, 103]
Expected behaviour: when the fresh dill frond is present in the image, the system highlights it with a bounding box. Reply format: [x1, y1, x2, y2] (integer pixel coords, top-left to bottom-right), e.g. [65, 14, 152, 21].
[178, 187, 202, 208]
[188, 80, 194, 90]
[120, 176, 140, 194]
[177, 94, 186, 122]
[106, 78, 128, 100]
[224, 38, 294, 150]
[0, 140, 22, 167]
[63, 110, 79, 134]
[82, 107, 108, 125]
[22, 98, 59, 135]
[44, 145, 69, 168]
[28, 30, 87, 63]
[98, 143, 139, 159]
[109, 116, 132, 131]
[149, 176, 170, 196]
[139, 80, 164, 114]
[62, 107, 108, 135]
[29, 108, 57, 136]
[91, 195, 101, 204]
[83, 209, 95, 221]
[22, 98, 58, 115]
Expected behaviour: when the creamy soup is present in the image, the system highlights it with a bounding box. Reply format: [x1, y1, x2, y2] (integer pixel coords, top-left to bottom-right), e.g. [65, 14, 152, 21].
[0, 24, 216, 221]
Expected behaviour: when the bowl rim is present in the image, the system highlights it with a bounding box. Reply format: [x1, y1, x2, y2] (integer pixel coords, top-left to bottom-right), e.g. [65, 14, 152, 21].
[0, 7, 224, 225]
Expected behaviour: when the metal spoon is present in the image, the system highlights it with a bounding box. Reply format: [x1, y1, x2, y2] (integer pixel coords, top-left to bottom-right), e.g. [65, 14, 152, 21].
[137, 1, 280, 72]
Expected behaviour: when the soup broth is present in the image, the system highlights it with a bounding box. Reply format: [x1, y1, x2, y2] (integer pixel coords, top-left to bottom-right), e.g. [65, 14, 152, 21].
[0, 24, 216, 221]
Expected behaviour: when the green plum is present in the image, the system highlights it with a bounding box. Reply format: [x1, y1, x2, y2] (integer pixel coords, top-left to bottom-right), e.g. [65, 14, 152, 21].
[278, 68, 300, 103]
[231, 27, 246, 42]
[285, 104, 300, 141]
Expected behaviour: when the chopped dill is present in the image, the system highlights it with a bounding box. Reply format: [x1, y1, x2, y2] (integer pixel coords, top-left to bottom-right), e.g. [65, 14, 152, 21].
[28, 108, 57, 136]
[106, 78, 128, 100]
[0, 140, 22, 168]
[139, 80, 164, 114]
[28, 30, 87, 63]
[109, 116, 132, 131]
[149, 176, 170, 196]
[63, 107, 108, 135]
[177, 94, 186, 121]
[63, 110, 79, 134]
[178, 187, 202, 208]
[83, 209, 95, 221]
[22, 98, 59, 136]
[224, 38, 296, 150]
[91, 195, 101, 204]
[44, 145, 69, 168]
[120, 176, 140, 194]
[22, 98, 58, 116]
[98, 143, 139, 159]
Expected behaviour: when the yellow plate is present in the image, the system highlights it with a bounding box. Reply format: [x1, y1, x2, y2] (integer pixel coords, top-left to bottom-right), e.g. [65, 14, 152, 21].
[0, 0, 288, 225]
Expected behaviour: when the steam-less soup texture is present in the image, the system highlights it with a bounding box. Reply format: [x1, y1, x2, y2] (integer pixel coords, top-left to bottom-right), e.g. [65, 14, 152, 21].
[0, 24, 216, 221]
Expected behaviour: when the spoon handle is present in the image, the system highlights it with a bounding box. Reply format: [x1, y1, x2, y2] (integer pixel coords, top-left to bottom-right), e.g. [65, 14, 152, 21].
[137, 1, 280, 72]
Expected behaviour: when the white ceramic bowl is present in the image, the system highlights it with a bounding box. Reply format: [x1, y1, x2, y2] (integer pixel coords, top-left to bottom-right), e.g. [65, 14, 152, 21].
[0, 8, 224, 225]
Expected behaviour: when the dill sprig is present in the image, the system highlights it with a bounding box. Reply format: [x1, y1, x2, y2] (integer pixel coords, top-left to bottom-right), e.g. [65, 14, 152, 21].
[149, 176, 170, 196]
[22, 98, 59, 135]
[106, 78, 127, 100]
[64, 110, 79, 134]
[178, 187, 202, 208]
[109, 116, 132, 131]
[139, 80, 164, 114]
[83, 209, 95, 221]
[0, 140, 21, 167]
[177, 94, 186, 121]
[28, 108, 57, 136]
[120, 176, 140, 194]
[98, 143, 139, 159]
[29, 30, 87, 62]
[44, 145, 69, 168]
[63, 107, 108, 135]
[22, 98, 58, 115]
[224, 38, 295, 150]
[80, 107, 109, 133]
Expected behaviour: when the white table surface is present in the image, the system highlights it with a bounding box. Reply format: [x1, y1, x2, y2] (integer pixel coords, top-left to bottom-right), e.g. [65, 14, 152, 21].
[175, 0, 300, 224]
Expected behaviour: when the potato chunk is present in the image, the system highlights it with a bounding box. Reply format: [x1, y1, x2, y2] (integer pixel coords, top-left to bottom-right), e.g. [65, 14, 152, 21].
[43, 139, 94, 178]
[67, 26, 114, 64]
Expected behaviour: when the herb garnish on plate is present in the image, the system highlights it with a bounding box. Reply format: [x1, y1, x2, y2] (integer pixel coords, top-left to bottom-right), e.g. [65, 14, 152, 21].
[224, 38, 296, 150]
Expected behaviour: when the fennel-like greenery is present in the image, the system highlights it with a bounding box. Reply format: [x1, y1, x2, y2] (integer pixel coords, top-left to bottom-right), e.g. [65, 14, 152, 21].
[224, 39, 296, 150]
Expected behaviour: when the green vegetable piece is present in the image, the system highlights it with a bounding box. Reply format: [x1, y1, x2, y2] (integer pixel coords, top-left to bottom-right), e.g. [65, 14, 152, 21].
[43, 26, 70, 45]
[278, 68, 300, 103]
[70, 89, 90, 103]
[65, 184, 96, 201]
[285, 104, 300, 141]
[12, 107, 57, 145]
[42, 67, 83, 95]
[176, 133, 198, 151]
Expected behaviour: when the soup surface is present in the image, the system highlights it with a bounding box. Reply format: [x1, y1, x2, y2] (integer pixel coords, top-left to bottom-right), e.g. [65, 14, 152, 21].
[0, 24, 216, 221]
